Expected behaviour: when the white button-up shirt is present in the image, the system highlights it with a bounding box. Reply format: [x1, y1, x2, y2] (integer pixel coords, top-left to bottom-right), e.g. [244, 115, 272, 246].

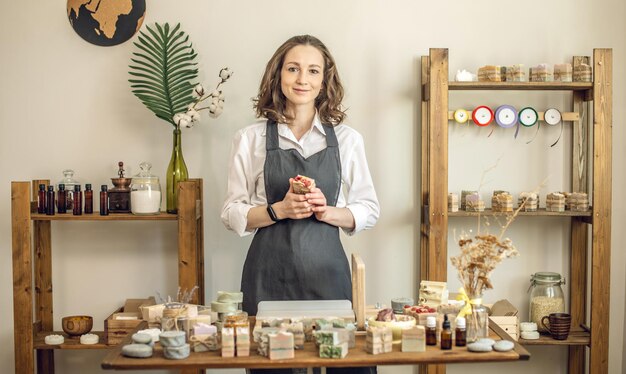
[221, 115, 380, 237]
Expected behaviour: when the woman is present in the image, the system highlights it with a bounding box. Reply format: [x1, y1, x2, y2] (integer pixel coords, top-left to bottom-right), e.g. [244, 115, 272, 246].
[221, 35, 379, 372]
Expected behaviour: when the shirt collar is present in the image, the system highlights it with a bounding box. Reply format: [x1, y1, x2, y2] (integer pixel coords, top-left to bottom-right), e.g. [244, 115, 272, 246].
[261, 112, 326, 137]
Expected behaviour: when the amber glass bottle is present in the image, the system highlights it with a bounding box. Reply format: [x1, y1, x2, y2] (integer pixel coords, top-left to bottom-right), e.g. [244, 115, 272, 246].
[426, 316, 437, 346]
[100, 185, 109, 216]
[46, 185, 55, 216]
[57, 184, 67, 213]
[73, 185, 82, 215]
[37, 184, 46, 214]
[455, 317, 467, 346]
[440, 314, 452, 350]
[84, 184, 93, 214]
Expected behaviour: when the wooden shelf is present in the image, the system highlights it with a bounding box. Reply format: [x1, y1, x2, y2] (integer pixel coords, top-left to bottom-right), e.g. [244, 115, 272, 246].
[34, 331, 110, 350]
[448, 81, 593, 91]
[519, 327, 590, 346]
[30, 211, 178, 221]
[101, 326, 529, 370]
[449, 208, 592, 217]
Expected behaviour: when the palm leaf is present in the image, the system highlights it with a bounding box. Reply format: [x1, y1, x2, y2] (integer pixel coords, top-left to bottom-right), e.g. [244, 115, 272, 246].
[129, 22, 199, 127]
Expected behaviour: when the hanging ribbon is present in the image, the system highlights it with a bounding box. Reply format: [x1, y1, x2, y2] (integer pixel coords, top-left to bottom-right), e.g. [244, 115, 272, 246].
[519, 107, 539, 144]
[454, 109, 470, 124]
[472, 106, 494, 127]
[544, 108, 564, 147]
[456, 287, 483, 319]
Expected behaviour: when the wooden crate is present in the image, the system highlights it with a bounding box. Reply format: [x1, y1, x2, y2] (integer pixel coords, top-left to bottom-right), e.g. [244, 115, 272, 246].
[104, 298, 155, 345]
[489, 316, 519, 341]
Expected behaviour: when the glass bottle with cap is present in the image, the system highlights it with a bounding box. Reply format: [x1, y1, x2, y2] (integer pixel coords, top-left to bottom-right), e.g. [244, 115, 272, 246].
[426, 316, 437, 346]
[57, 184, 67, 213]
[528, 272, 565, 332]
[57, 169, 79, 211]
[84, 184, 93, 214]
[130, 162, 162, 215]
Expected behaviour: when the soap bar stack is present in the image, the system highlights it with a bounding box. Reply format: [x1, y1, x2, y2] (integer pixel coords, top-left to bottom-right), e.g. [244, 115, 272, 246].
[492, 191, 513, 212]
[190, 323, 219, 352]
[315, 330, 349, 358]
[211, 291, 243, 328]
[281, 322, 305, 349]
[315, 319, 357, 348]
[573, 63, 592, 82]
[565, 192, 589, 211]
[401, 325, 426, 352]
[506, 64, 526, 82]
[518, 192, 539, 212]
[478, 65, 502, 82]
[546, 192, 566, 212]
[530, 64, 553, 82]
[554, 63, 573, 82]
[465, 192, 485, 212]
[448, 193, 459, 212]
[236, 326, 251, 356]
[269, 331, 295, 360]
[365, 326, 392, 354]
[160, 331, 190, 360]
[221, 327, 236, 357]
[253, 327, 281, 357]
[460, 190, 477, 211]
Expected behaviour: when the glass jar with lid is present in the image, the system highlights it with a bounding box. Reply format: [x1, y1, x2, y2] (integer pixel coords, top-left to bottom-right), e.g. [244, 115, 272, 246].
[57, 169, 79, 211]
[130, 162, 161, 215]
[528, 272, 565, 332]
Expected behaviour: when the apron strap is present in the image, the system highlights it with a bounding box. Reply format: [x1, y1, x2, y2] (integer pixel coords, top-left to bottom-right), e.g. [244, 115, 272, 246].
[265, 119, 279, 151]
[323, 124, 338, 147]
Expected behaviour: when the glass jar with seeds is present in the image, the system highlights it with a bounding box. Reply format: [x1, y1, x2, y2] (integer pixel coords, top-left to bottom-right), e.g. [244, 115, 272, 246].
[528, 272, 565, 332]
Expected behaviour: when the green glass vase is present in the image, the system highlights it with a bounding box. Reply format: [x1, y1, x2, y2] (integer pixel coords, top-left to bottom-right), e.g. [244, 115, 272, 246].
[166, 128, 188, 214]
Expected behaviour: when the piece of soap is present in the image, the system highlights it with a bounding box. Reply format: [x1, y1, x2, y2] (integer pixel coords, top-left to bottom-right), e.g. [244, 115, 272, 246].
[210, 301, 237, 313]
[467, 342, 493, 352]
[269, 331, 295, 360]
[137, 328, 161, 342]
[80, 333, 99, 345]
[476, 338, 495, 346]
[493, 340, 515, 352]
[319, 342, 349, 358]
[159, 331, 186, 347]
[44, 334, 64, 345]
[217, 291, 244, 303]
[521, 331, 540, 340]
[132, 333, 153, 346]
[402, 325, 426, 352]
[122, 343, 153, 358]
[520, 322, 538, 332]
[163, 343, 191, 360]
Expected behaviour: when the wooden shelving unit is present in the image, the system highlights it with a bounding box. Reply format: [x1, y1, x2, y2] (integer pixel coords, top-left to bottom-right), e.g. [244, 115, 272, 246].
[420, 49, 612, 373]
[11, 179, 205, 374]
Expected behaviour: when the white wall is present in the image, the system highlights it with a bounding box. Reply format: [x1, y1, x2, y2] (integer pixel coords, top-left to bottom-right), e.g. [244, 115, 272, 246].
[0, 1, 624, 373]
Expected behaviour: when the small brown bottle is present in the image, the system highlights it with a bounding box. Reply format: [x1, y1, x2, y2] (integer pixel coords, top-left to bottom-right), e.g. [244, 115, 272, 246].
[100, 185, 109, 216]
[440, 314, 452, 350]
[57, 184, 67, 213]
[73, 185, 82, 215]
[46, 185, 55, 216]
[426, 316, 437, 346]
[84, 184, 93, 214]
[455, 316, 466, 347]
[37, 184, 46, 214]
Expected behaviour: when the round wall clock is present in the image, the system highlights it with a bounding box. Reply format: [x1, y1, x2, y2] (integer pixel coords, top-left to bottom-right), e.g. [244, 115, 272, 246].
[67, 0, 146, 46]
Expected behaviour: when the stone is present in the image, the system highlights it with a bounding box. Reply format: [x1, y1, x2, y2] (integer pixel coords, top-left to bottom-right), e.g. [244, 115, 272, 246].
[476, 338, 495, 346]
[467, 342, 493, 352]
[121, 343, 153, 358]
[493, 340, 515, 352]
[132, 333, 153, 346]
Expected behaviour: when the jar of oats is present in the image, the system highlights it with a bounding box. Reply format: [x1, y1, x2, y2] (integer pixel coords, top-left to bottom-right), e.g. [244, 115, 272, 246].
[529, 272, 565, 332]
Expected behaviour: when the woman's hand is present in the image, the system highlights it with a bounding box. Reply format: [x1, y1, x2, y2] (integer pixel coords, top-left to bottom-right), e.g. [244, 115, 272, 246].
[272, 178, 314, 220]
[306, 186, 329, 221]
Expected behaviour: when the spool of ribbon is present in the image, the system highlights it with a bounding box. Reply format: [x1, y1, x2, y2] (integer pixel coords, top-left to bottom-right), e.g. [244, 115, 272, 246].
[456, 287, 483, 318]
[519, 107, 540, 143]
[453, 109, 470, 124]
[544, 108, 563, 147]
[495, 105, 518, 128]
[472, 106, 494, 127]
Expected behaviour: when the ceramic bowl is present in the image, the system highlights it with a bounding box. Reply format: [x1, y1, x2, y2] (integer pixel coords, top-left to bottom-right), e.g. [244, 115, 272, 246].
[367, 314, 416, 343]
[62, 315, 93, 336]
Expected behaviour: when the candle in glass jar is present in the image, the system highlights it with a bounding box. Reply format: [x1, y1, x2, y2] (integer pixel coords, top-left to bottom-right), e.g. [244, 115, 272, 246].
[131, 190, 161, 214]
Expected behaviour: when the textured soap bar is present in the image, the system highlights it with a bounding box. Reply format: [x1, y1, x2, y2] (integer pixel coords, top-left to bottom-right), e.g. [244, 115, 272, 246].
[494, 340, 515, 352]
[402, 325, 425, 352]
[132, 333, 153, 346]
[269, 331, 295, 360]
[211, 301, 237, 313]
[44, 335, 64, 345]
[138, 328, 162, 342]
[314, 330, 341, 346]
[467, 342, 493, 352]
[159, 331, 186, 347]
[222, 327, 235, 357]
[80, 333, 99, 345]
[319, 342, 349, 358]
[122, 343, 153, 358]
[365, 326, 392, 354]
[163, 343, 191, 360]
[217, 291, 244, 303]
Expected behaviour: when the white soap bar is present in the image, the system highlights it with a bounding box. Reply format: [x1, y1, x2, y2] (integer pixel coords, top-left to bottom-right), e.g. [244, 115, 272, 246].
[137, 328, 161, 342]
[520, 322, 538, 332]
[402, 325, 426, 352]
[44, 334, 64, 345]
[80, 333, 99, 345]
[211, 301, 237, 313]
[217, 291, 244, 303]
[163, 343, 190, 359]
[269, 331, 295, 360]
[159, 331, 186, 347]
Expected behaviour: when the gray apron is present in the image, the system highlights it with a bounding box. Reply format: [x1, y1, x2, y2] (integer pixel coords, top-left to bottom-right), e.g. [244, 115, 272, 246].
[242, 119, 351, 315]
[243, 120, 376, 374]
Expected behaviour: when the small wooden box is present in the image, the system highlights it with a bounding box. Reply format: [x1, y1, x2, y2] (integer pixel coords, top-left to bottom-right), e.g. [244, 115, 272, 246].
[104, 297, 155, 345]
[489, 316, 519, 341]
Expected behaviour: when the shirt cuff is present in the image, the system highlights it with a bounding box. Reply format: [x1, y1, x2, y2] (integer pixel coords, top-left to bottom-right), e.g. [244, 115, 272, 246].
[230, 204, 256, 237]
[344, 204, 368, 236]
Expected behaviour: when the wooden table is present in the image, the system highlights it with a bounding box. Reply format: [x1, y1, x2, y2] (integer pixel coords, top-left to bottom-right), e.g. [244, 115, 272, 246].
[101, 323, 529, 370]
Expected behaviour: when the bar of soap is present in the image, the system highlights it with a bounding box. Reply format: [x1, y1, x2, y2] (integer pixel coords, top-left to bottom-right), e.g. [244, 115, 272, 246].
[217, 291, 244, 303]
[520, 322, 538, 332]
[122, 343, 153, 358]
[80, 333, 99, 345]
[269, 331, 295, 360]
[476, 338, 495, 346]
[44, 334, 64, 345]
[493, 340, 515, 352]
[521, 331, 540, 340]
[319, 342, 348, 358]
[138, 328, 161, 342]
[210, 301, 237, 313]
[467, 342, 493, 352]
[132, 333, 153, 346]
[159, 331, 186, 347]
[163, 343, 191, 360]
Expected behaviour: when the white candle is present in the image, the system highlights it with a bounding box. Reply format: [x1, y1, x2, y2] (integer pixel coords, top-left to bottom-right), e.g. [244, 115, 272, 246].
[131, 190, 161, 214]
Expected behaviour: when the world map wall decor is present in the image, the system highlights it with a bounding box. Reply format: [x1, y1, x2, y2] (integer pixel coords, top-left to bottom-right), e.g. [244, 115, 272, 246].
[67, 0, 146, 46]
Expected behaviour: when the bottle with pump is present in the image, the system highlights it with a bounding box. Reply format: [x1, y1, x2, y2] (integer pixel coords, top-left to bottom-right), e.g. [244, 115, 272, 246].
[440, 314, 452, 350]
[57, 184, 67, 213]
[37, 184, 46, 214]
[84, 184, 93, 214]
[455, 317, 467, 347]
[46, 185, 55, 216]
[73, 185, 82, 215]
[426, 316, 437, 346]
[100, 185, 109, 216]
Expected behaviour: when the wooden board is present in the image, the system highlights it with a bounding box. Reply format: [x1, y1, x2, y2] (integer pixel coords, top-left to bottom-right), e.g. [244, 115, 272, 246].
[518, 326, 590, 346]
[30, 212, 177, 221]
[34, 331, 108, 350]
[448, 81, 592, 91]
[351, 254, 366, 330]
[448, 208, 592, 217]
[101, 324, 528, 370]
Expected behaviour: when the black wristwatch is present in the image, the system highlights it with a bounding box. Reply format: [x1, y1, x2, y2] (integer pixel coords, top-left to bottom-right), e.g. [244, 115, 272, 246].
[267, 204, 281, 222]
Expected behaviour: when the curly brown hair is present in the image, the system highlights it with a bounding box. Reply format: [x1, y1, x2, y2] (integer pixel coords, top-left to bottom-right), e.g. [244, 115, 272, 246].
[254, 35, 346, 125]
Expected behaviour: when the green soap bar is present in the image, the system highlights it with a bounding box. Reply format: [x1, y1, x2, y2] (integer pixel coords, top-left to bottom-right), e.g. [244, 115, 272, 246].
[122, 344, 153, 358]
